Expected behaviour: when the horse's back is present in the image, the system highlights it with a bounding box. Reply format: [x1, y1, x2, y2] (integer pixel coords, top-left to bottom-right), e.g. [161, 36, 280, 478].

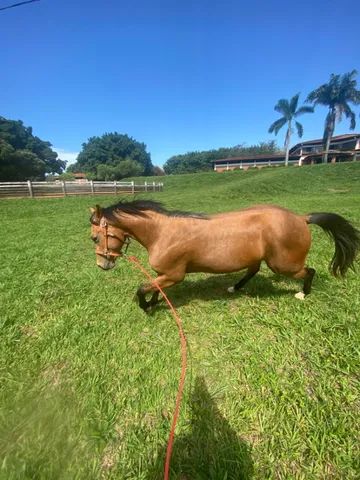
[213, 205, 307, 232]
[212, 204, 297, 220]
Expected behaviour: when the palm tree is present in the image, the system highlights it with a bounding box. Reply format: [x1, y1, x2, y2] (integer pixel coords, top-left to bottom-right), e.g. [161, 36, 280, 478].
[268, 93, 314, 166]
[306, 70, 360, 163]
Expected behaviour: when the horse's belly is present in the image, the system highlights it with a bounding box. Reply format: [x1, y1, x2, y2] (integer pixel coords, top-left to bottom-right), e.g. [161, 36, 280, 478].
[186, 263, 244, 274]
[186, 246, 262, 274]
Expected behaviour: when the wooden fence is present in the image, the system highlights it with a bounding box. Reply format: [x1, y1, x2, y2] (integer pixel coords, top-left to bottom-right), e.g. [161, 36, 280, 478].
[0, 180, 164, 199]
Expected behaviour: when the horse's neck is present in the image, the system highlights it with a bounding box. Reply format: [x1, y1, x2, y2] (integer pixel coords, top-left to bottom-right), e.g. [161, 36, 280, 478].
[117, 213, 158, 249]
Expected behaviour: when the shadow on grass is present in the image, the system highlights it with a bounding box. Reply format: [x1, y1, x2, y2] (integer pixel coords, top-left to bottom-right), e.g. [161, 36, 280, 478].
[147, 376, 253, 480]
[152, 273, 297, 310]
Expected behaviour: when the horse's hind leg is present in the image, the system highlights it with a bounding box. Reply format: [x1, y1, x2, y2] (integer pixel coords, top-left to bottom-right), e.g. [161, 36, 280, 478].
[228, 263, 261, 293]
[266, 256, 315, 300]
[293, 267, 316, 300]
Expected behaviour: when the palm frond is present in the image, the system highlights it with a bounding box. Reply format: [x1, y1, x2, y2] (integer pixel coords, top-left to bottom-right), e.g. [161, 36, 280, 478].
[307, 84, 335, 106]
[306, 84, 327, 104]
[335, 105, 343, 123]
[348, 89, 360, 105]
[342, 103, 356, 130]
[268, 117, 287, 135]
[295, 121, 304, 138]
[289, 93, 300, 114]
[274, 99, 291, 117]
[307, 70, 360, 108]
[295, 106, 314, 117]
[341, 70, 358, 90]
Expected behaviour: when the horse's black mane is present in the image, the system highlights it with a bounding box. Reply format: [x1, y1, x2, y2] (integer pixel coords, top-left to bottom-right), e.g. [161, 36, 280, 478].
[103, 199, 208, 222]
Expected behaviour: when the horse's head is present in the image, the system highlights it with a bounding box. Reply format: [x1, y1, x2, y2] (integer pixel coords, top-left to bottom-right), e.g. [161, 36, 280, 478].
[90, 205, 129, 270]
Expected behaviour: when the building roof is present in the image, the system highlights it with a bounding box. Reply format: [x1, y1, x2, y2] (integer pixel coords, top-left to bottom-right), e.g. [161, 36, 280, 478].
[213, 134, 360, 166]
[302, 149, 356, 158]
[290, 133, 360, 153]
[215, 153, 285, 163]
[213, 153, 303, 165]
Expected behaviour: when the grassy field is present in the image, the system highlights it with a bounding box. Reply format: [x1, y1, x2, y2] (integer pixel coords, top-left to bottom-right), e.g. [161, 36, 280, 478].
[1, 163, 359, 479]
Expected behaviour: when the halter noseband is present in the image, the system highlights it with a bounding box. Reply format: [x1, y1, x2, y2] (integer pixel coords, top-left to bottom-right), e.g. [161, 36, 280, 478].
[94, 220, 130, 259]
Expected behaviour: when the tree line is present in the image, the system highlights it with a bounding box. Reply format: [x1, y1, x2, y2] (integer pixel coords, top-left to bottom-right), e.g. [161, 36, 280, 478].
[163, 142, 280, 174]
[1, 70, 359, 181]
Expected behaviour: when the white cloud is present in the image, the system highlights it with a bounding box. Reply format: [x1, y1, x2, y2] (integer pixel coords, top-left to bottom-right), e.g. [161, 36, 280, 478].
[54, 148, 79, 165]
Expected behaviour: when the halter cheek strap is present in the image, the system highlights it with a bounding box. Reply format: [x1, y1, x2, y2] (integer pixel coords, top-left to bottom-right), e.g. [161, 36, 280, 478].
[94, 221, 130, 259]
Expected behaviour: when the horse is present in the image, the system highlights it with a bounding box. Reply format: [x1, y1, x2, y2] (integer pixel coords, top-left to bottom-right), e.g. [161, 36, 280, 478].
[90, 200, 359, 312]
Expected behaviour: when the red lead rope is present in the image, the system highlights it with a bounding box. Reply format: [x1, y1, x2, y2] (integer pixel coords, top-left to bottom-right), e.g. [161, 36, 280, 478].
[126, 255, 187, 480]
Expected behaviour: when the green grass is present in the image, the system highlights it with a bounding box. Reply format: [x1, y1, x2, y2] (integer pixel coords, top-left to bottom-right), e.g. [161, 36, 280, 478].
[1, 162, 359, 479]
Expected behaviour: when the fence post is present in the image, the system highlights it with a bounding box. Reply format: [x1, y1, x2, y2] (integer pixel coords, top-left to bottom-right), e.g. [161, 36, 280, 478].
[114, 181, 117, 194]
[153, 181, 155, 192]
[145, 181, 147, 192]
[131, 181, 135, 194]
[62, 181, 67, 197]
[90, 180, 94, 194]
[27, 180, 33, 198]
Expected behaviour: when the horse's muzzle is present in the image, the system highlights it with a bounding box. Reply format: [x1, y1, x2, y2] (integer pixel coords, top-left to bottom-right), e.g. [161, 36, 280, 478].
[96, 255, 117, 270]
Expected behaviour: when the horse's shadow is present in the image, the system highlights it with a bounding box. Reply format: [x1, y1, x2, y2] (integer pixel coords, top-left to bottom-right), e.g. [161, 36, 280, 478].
[154, 272, 297, 309]
[146, 376, 254, 479]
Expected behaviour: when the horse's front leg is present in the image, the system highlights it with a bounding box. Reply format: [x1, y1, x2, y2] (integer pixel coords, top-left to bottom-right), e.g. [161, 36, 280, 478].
[136, 273, 183, 312]
[136, 286, 159, 312]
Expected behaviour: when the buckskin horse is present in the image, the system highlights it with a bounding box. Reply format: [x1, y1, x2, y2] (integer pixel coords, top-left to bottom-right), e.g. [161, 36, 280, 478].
[90, 200, 359, 312]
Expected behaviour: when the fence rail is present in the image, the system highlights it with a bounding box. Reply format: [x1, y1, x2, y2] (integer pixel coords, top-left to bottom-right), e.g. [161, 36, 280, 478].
[0, 180, 164, 199]
[213, 158, 300, 171]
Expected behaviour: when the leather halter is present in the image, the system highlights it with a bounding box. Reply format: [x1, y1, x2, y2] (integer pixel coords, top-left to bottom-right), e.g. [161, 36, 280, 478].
[93, 220, 130, 259]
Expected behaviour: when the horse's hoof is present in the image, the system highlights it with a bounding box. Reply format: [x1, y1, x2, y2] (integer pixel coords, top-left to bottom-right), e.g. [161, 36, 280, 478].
[228, 286, 235, 293]
[295, 292, 306, 300]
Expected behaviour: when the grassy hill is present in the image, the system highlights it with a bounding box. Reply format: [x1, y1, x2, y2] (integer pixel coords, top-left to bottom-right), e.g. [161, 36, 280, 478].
[133, 162, 360, 214]
[0, 162, 359, 479]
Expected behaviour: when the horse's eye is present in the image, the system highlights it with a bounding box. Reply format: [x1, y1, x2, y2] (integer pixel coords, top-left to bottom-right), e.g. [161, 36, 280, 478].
[91, 235, 99, 243]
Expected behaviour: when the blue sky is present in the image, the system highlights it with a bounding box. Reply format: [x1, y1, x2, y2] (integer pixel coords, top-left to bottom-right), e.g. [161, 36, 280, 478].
[1, 0, 360, 167]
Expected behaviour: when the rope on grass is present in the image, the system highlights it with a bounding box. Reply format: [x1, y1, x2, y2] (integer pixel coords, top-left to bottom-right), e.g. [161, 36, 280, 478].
[126, 255, 187, 480]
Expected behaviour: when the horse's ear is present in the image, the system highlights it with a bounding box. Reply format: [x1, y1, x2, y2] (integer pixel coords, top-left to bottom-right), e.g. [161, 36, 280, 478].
[90, 205, 102, 219]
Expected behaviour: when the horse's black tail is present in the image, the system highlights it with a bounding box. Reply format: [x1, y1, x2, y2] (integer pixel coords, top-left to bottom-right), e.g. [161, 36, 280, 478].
[307, 213, 360, 277]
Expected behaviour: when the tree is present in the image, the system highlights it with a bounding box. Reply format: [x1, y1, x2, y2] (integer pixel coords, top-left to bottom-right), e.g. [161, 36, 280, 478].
[306, 70, 360, 163]
[0, 116, 65, 181]
[68, 132, 153, 179]
[95, 159, 143, 180]
[163, 141, 280, 174]
[268, 94, 313, 166]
